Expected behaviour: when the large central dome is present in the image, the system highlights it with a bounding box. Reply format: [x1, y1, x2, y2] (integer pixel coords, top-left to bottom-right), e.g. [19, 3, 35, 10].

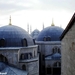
[36, 26, 64, 41]
[0, 25, 34, 47]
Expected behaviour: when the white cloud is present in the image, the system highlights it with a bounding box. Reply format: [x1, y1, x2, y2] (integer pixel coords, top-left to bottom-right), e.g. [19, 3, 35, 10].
[0, 10, 71, 31]
[0, 0, 74, 31]
[0, 0, 75, 15]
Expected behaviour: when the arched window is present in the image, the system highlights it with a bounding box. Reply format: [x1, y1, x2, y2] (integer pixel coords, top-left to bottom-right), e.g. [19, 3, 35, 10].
[20, 54, 25, 60]
[47, 36, 51, 41]
[28, 53, 32, 59]
[52, 47, 60, 53]
[0, 38, 6, 47]
[22, 64, 26, 70]
[22, 38, 28, 47]
[53, 62, 61, 67]
[43, 37, 46, 41]
[0, 54, 8, 64]
[24, 53, 28, 59]
[20, 53, 31, 60]
[52, 47, 56, 53]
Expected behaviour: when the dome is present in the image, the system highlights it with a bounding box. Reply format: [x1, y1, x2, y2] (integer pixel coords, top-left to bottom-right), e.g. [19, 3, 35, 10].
[31, 29, 40, 39]
[36, 26, 64, 41]
[0, 25, 34, 47]
[52, 53, 61, 59]
[0, 62, 6, 71]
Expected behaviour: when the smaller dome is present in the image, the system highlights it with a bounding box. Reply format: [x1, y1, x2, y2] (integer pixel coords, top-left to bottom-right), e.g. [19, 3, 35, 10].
[52, 53, 61, 59]
[0, 62, 6, 71]
[36, 26, 64, 41]
[31, 29, 40, 39]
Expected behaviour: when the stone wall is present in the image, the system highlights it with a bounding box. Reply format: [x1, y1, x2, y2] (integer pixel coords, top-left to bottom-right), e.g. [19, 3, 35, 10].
[36, 41, 61, 75]
[27, 60, 39, 75]
[36, 41, 61, 55]
[61, 22, 75, 75]
[0, 49, 19, 66]
[45, 60, 61, 67]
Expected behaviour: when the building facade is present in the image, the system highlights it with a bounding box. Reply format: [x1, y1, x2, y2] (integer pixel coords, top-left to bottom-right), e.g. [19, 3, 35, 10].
[61, 13, 75, 75]
[31, 29, 40, 40]
[36, 25, 64, 75]
[0, 24, 39, 75]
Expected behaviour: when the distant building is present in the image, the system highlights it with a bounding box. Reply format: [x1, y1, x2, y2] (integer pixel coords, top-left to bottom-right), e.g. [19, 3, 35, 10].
[0, 17, 39, 75]
[36, 23, 64, 75]
[31, 29, 40, 40]
[60, 13, 75, 75]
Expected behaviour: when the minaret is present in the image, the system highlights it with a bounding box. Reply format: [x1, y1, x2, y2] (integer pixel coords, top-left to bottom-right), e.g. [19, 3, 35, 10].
[30, 25, 32, 34]
[51, 18, 54, 26]
[60, 24, 62, 28]
[43, 23, 44, 30]
[27, 24, 29, 33]
[9, 16, 12, 25]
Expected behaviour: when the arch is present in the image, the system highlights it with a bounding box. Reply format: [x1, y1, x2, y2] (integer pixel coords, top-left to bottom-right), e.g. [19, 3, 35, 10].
[22, 64, 26, 70]
[43, 37, 46, 41]
[46, 36, 51, 41]
[52, 46, 60, 53]
[53, 62, 61, 67]
[28, 53, 32, 59]
[22, 38, 28, 47]
[20, 53, 29, 60]
[53, 62, 61, 75]
[0, 38, 6, 47]
[0, 54, 8, 64]
[20, 54, 25, 60]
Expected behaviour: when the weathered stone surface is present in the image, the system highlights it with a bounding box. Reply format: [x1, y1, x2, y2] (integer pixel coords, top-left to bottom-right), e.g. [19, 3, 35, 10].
[61, 22, 75, 75]
[0, 45, 39, 75]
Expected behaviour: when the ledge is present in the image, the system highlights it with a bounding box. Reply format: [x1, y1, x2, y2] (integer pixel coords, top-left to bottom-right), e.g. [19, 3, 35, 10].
[0, 45, 38, 50]
[19, 57, 39, 63]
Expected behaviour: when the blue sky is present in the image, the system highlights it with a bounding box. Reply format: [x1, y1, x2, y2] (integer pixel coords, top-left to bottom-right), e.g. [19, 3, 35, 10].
[0, 0, 75, 33]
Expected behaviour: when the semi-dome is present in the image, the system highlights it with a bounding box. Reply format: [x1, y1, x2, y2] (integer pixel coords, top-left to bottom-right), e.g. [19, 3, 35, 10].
[36, 26, 64, 41]
[0, 25, 34, 47]
[52, 53, 61, 59]
[31, 29, 40, 39]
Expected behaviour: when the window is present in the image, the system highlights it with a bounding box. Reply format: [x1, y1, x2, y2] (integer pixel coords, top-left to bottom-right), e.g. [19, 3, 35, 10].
[43, 37, 46, 41]
[0, 38, 6, 47]
[52, 47, 60, 53]
[43, 36, 51, 41]
[28, 53, 32, 59]
[47, 36, 51, 41]
[24, 53, 28, 59]
[20, 53, 32, 60]
[22, 38, 27, 47]
[53, 62, 61, 67]
[0, 54, 8, 64]
[22, 64, 26, 70]
[20, 54, 25, 60]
